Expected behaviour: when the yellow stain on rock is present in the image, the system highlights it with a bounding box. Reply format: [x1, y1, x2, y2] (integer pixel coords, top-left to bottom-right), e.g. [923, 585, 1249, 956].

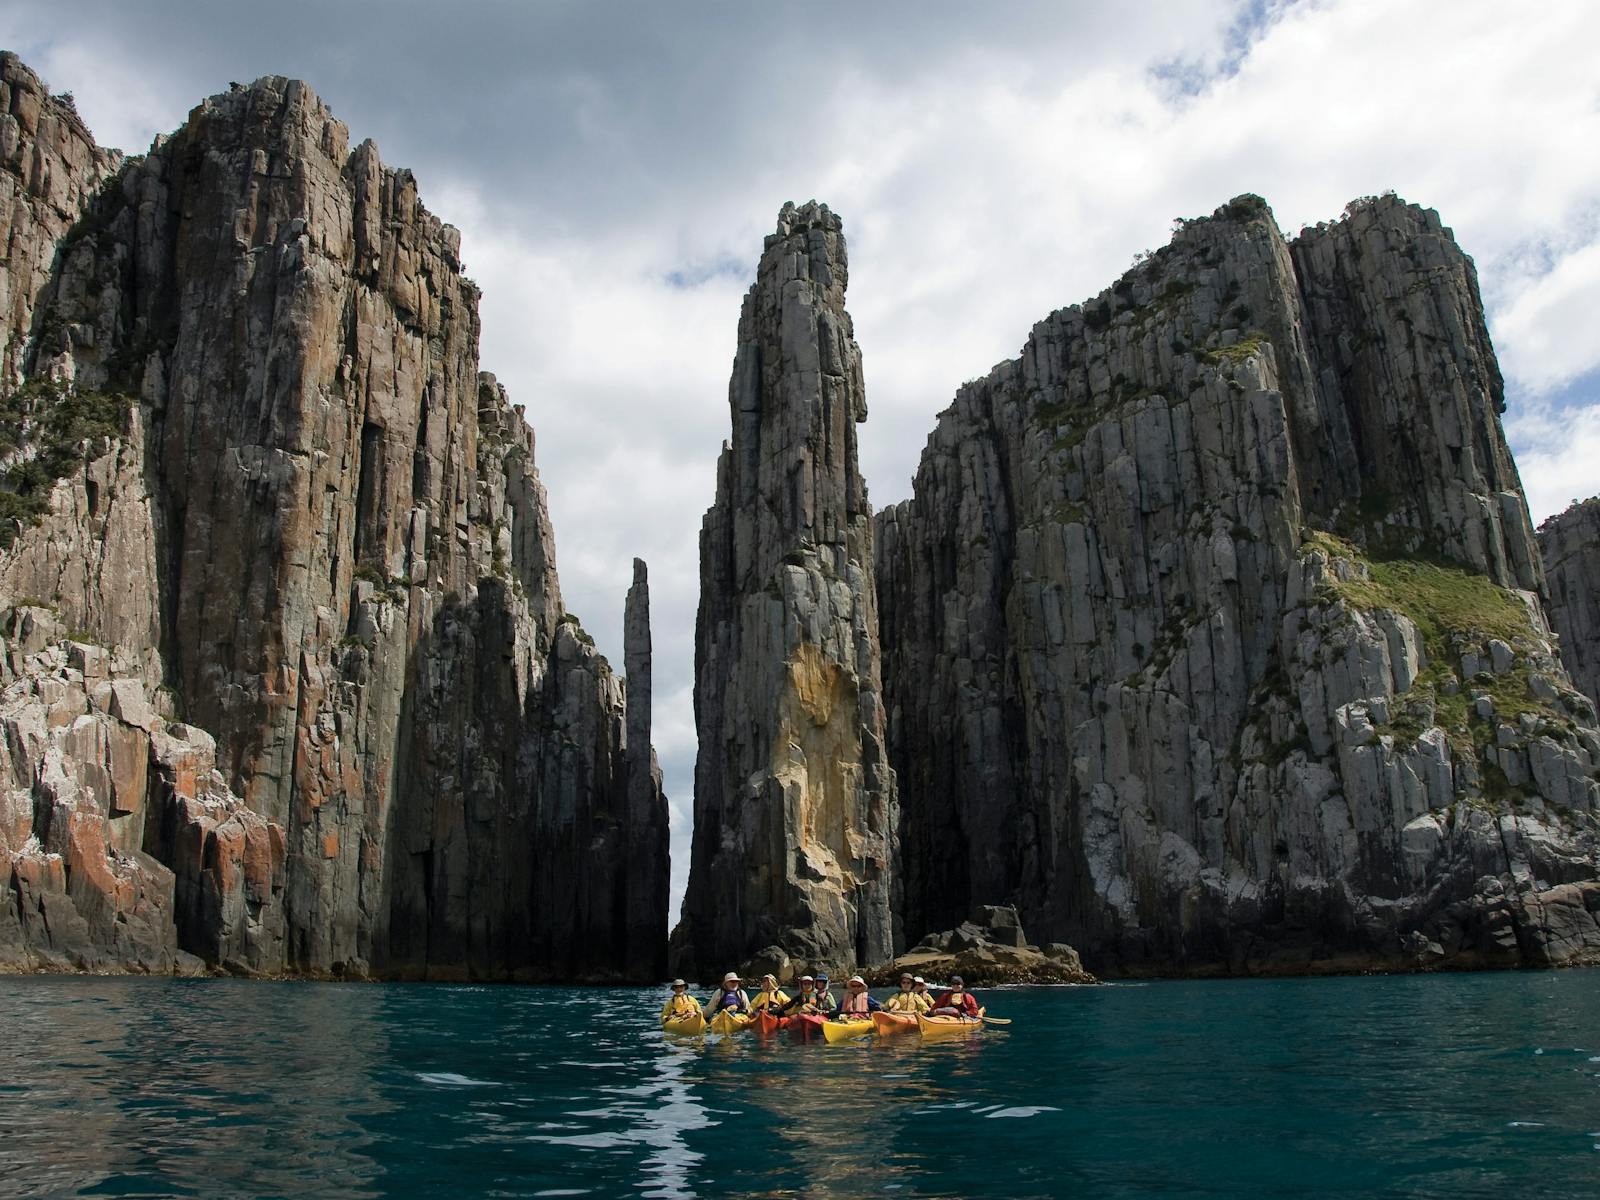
[773, 641, 864, 885]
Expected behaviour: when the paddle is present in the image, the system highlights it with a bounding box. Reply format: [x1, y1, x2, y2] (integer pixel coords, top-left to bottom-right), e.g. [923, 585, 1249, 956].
[981, 1016, 1012, 1025]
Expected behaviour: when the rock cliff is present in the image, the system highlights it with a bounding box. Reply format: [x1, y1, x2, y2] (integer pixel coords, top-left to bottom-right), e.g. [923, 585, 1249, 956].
[0, 59, 668, 980]
[876, 194, 1600, 973]
[672, 202, 896, 979]
[1540, 499, 1600, 714]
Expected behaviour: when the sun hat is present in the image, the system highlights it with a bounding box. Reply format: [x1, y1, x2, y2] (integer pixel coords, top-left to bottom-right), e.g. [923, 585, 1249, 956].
[799, 974, 815, 982]
[912, 976, 925, 984]
[671, 979, 686, 988]
[950, 975, 964, 985]
[848, 975, 865, 984]
[723, 972, 739, 982]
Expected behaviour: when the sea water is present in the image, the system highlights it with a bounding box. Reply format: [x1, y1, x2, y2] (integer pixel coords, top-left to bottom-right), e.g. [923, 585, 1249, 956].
[2, 970, 1597, 1197]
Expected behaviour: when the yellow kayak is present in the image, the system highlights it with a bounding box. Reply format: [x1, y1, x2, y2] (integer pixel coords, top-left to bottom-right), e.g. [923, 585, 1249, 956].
[872, 1010, 919, 1036]
[917, 1008, 985, 1038]
[709, 1009, 752, 1035]
[821, 1018, 874, 1044]
[661, 1011, 706, 1036]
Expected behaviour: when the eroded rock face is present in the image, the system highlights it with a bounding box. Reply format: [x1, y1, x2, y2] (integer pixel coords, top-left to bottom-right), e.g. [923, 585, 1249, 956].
[0, 64, 667, 980]
[1540, 499, 1600, 713]
[0, 54, 120, 388]
[673, 202, 896, 978]
[877, 194, 1600, 974]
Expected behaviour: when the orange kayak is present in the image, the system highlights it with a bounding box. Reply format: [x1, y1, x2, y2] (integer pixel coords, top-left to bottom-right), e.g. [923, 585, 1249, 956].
[872, 1011, 919, 1036]
[753, 1010, 790, 1036]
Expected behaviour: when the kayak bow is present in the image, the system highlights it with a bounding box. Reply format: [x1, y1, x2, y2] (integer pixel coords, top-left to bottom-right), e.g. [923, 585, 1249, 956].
[872, 1010, 919, 1036]
[709, 1009, 752, 1035]
[661, 1011, 706, 1036]
[821, 1018, 874, 1044]
[916, 1008, 986, 1038]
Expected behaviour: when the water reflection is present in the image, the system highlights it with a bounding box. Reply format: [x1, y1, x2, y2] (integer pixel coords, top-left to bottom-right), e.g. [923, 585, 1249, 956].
[3, 974, 1599, 1197]
[0, 978, 394, 1198]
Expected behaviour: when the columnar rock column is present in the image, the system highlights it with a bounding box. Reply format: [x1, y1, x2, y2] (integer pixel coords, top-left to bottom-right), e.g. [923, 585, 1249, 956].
[674, 201, 896, 979]
[623, 558, 670, 980]
[876, 194, 1600, 972]
[1540, 499, 1600, 711]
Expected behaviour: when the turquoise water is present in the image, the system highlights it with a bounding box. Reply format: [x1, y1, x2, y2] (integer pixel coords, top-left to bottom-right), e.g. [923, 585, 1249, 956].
[2, 972, 1597, 1198]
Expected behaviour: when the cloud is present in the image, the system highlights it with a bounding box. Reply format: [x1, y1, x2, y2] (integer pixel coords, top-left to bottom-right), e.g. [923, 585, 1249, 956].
[1492, 240, 1600, 396]
[7, 0, 1600, 921]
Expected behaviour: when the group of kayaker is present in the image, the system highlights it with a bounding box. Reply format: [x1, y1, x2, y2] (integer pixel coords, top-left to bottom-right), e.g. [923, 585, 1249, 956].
[662, 970, 980, 1022]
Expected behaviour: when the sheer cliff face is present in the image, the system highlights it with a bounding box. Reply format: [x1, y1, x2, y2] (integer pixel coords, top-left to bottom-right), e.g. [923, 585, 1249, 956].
[674, 202, 896, 978]
[878, 195, 1600, 973]
[0, 63, 667, 980]
[0, 54, 120, 389]
[1540, 500, 1600, 715]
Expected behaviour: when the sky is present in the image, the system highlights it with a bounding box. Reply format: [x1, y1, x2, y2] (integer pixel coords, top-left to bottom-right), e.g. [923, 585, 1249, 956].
[7, 0, 1598, 918]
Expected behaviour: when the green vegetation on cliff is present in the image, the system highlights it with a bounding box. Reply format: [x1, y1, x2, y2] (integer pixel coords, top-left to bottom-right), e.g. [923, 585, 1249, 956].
[0, 380, 130, 547]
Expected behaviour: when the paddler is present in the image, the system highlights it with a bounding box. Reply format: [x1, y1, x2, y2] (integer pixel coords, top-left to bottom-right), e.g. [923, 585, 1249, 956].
[750, 973, 790, 1013]
[832, 975, 882, 1019]
[661, 979, 702, 1022]
[782, 975, 824, 1015]
[929, 974, 981, 1019]
[708, 971, 750, 1013]
[883, 972, 930, 1013]
[811, 972, 838, 1013]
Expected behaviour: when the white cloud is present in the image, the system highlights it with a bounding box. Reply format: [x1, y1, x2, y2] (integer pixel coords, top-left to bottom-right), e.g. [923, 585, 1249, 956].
[1493, 240, 1600, 395]
[10, 0, 1600, 922]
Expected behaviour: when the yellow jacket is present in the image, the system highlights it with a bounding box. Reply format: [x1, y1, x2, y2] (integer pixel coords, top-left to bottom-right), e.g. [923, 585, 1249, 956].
[751, 988, 790, 1010]
[661, 993, 703, 1019]
[884, 989, 931, 1013]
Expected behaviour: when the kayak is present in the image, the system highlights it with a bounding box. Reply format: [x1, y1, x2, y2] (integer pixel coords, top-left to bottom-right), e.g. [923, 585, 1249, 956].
[753, 1010, 790, 1036]
[709, 1009, 752, 1035]
[821, 1018, 874, 1044]
[917, 1008, 986, 1038]
[872, 1010, 919, 1036]
[791, 1013, 827, 1039]
[662, 1011, 706, 1036]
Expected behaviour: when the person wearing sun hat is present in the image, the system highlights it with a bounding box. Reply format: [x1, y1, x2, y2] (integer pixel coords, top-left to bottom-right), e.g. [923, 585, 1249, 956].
[660, 979, 702, 1021]
[831, 975, 883, 1019]
[883, 972, 930, 1013]
[707, 971, 750, 1013]
[782, 974, 822, 1015]
[750, 972, 790, 1013]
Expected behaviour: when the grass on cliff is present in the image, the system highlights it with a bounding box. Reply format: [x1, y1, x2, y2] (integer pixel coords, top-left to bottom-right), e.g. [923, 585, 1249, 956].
[1302, 529, 1568, 766]
[0, 381, 130, 548]
[1302, 530, 1531, 648]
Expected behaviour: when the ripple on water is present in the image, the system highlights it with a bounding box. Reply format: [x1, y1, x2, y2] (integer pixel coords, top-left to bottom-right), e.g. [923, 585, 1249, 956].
[5, 974, 1600, 1198]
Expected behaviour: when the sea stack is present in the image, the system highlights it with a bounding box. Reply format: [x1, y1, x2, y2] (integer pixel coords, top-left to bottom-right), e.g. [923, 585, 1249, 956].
[673, 202, 897, 979]
[876, 194, 1600, 973]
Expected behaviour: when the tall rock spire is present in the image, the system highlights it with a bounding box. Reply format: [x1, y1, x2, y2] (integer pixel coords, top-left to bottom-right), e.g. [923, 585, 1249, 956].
[673, 201, 896, 979]
[623, 558, 670, 979]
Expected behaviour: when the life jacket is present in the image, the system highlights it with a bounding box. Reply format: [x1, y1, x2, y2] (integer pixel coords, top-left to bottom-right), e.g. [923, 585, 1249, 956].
[752, 988, 789, 1010]
[714, 987, 749, 1010]
[936, 990, 977, 1016]
[663, 993, 700, 1018]
[786, 988, 819, 1012]
[840, 990, 873, 1015]
[884, 989, 922, 1012]
[812, 988, 836, 1011]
